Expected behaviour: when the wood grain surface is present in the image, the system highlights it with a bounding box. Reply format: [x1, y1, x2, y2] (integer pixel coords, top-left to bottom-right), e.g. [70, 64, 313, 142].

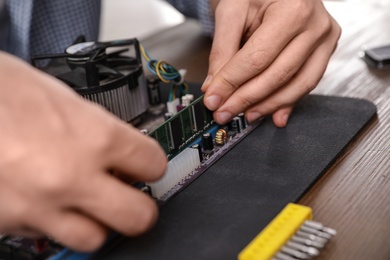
[142, 0, 389, 259]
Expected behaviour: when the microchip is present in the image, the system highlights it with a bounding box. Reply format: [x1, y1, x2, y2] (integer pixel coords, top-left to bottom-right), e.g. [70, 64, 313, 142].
[204, 106, 214, 125]
[193, 101, 205, 131]
[180, 109, 194, 140]
[152, 125, 171, 154]
[170, 116, 183, 149]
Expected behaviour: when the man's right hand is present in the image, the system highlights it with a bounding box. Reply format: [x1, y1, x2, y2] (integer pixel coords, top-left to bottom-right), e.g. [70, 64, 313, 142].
[0, 52, 167, 251]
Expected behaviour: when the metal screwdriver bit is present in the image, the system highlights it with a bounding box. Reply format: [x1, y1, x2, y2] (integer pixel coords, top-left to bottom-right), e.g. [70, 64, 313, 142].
[281, 246, 311, 259]
[274, 252, 299, 260]
[301, 225, 333, 240]
[304, 220, 337, 236]
[292, 235, 326, 249]
[296, 230, 328, 245]
[286, 241, 320, 257]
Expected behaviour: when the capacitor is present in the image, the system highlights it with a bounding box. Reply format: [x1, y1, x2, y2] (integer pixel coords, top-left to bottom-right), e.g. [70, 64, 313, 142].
[202, 133, 214, 151]
[191, 144, 203, 162]
[230, 117, 242, 133]
[238, 113, 248, 129]
[222, 125, 229, 132]
[215, 129, 227, 145]
[146, 76, 161, 106]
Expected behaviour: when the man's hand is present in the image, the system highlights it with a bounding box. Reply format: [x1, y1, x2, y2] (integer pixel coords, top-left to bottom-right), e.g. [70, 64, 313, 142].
[0, 52, 167, 251]
[203, 0, 341, 127]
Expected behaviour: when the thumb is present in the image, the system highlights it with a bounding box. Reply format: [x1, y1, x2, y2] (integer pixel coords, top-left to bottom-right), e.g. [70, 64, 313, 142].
[272, 106, 294, 128]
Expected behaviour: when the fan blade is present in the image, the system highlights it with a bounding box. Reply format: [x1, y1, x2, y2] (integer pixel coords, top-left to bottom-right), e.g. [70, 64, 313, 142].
[107, 57, 138, 68]
[107, 48, 129, 58]
[101, 39, 135, 48]
[56, 67, 88, 89]
[97, 64, 123, 77]
[31, 53, 71, 67]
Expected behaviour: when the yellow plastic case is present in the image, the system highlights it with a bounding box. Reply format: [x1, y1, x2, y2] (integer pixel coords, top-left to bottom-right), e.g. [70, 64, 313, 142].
[238, 203, 312, 260]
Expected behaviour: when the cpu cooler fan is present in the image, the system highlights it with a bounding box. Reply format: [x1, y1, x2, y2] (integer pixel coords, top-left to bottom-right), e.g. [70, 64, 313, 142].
[31, 36, 149, 123]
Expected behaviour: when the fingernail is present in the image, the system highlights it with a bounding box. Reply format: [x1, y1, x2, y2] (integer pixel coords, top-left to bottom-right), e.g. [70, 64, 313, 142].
[204, 95, 221, 111]
[246, 112, 261, 123]
[282, 113, 289, 125]
[216, 111, 233, 124]
[201, 75, 212, 91]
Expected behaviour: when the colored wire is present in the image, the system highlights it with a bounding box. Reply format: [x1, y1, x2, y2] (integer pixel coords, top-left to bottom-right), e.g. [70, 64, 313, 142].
[140, 44, 188, 101]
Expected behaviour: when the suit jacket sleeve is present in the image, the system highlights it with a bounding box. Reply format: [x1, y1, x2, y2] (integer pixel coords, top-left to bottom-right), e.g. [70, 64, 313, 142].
[165, 0, 215, 36]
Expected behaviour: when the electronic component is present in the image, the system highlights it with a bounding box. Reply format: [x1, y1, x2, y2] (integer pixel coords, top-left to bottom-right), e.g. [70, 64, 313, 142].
[170, 115, 184, 149]
[238, 203, 336, 260]
[31, 38, 148, 123]
[181, 94, 194, 107]
[167, 98, 180, 114]
[191, 144, 203, 162]
[230, 117, 242, 133]
[147, 148, 200, 199]
[145, 91, 262, 204]
[180, 107, 195, 140]
[215, 129, 227, 145]
[238, 113, 248, 129]
[202, 133, 214, 151]
[193, 101, 206, 131]
[146, 75, 162, 106]
[149, 96, 214, 158]
[140, 44, 190, 116]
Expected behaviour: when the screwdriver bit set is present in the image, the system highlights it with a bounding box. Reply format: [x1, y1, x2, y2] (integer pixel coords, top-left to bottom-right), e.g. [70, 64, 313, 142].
[239, 203, 336, 260]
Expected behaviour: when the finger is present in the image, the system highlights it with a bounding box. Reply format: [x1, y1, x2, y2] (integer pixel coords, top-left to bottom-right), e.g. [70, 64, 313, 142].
[103, 119, 167, 182]
[212, 30, 320, 124]
[204, 4, 307, 110]
[272, 106, 294, 128]
[0, 189, 45, 238]
[34, 210, 108, 252]
[63, 97, 167, 182]
[244, 33, 339, 124]
[76, 172, 158, 237]
[201, 1, 246, 92]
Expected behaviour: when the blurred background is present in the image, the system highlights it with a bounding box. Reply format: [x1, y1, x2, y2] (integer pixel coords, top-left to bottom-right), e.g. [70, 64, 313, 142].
[99, 0, 184, 41]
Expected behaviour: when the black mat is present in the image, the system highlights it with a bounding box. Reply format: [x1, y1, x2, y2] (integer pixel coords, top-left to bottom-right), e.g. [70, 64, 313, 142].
[97, 95, 376, 260]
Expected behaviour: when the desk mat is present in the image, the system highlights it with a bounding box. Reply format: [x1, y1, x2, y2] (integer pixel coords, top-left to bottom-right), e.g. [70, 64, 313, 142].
[97, 95, 376, 260]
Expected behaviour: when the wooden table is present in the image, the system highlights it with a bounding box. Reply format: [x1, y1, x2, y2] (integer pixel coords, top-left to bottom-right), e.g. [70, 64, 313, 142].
[142, 0, 390, 259]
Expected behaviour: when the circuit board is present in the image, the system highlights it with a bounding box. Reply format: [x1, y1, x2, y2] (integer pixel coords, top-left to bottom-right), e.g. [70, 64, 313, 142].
[149, 95, 214, 158]
[146, 95, 261, 204]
